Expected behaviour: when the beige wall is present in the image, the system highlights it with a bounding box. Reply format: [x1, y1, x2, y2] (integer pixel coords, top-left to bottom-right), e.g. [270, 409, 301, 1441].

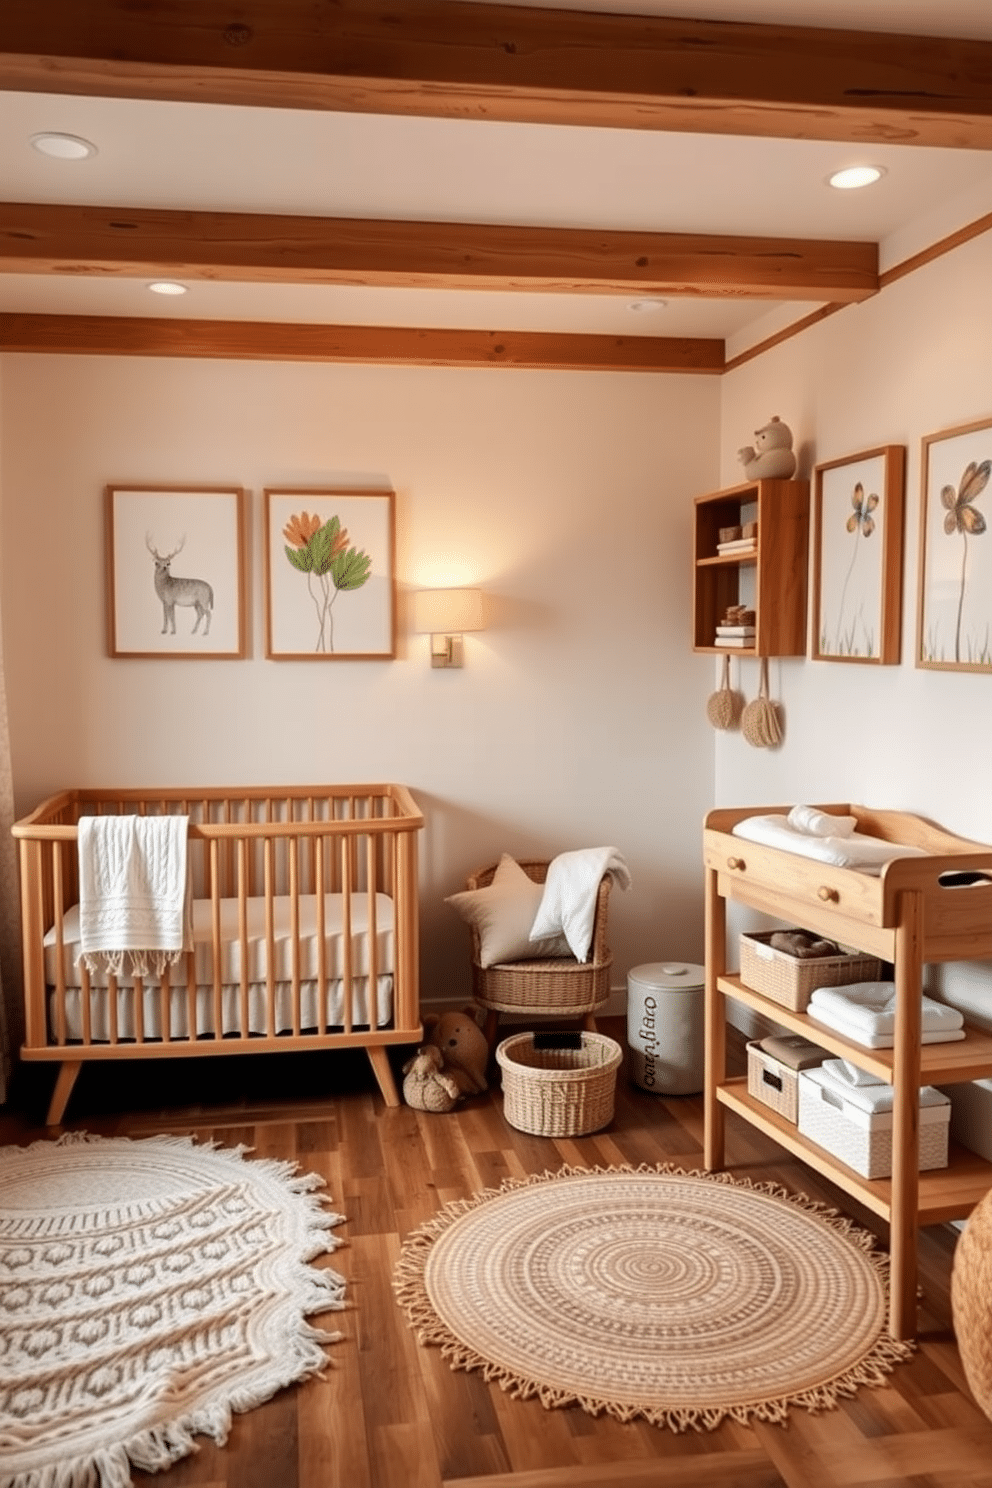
[0, 355, 719, 1010]
[719, 229, 992, 1030]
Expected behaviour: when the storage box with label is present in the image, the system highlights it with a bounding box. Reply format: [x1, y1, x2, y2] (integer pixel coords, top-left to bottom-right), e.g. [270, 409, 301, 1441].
[797, 1066, 950, 1179]
[746, 1034, 829, 1124]
[739, 930, 883, 1013]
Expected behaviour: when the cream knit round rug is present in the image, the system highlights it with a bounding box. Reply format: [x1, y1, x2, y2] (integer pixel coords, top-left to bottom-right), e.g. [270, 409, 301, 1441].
[394, 1164, 913, 1432]
[0, 1133, 346, 1488]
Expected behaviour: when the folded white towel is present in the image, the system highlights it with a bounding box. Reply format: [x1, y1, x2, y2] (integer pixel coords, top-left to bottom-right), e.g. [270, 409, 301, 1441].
[806, 1065, 949, 1116]
[809, 982, 964, 1036]
[807, 1002, 966, 1049]
[787, 805, 858, 838]
[78, 813, 192, 979]
[821, 1057, 886, 1088]
[731, 814, 926, 875]
[529, 846, 631, 963]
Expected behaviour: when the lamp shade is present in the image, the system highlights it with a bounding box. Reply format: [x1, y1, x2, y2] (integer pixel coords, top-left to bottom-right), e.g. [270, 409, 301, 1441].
[412, 588, 485, 634]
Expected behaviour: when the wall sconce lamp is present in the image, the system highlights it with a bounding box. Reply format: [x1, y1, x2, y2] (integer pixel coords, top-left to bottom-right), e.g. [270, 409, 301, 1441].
[412, 588, 485, 668]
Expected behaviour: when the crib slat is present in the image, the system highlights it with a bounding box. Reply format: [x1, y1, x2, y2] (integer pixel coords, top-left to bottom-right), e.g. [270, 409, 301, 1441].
[265, 836, 276, 1040]
[133, 974, 144, 1043]
[289, 837, 301, 1037]
[315, 835, 327, 1033]
[341, 835, 353, 1035]
[186, 948, 197, 1041]
[238, 837, 250, 1041]
[52, 845, 67, 1047]
[366, 831, 379, 1031]
[211, 838, 224, 1041]
[160, 964, 171, 1044]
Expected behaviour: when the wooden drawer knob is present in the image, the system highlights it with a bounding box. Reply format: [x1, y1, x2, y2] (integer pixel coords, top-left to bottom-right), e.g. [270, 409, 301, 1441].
[727, 856, 746, 871]
[817, 885, 839, 903]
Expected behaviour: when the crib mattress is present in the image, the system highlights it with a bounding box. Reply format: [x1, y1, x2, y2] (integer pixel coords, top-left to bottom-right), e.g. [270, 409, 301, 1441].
[44, 891, 395, 988]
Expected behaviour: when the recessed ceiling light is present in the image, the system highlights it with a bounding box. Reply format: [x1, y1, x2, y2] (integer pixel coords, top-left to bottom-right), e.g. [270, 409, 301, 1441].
[628, 298, 668, 312]
[30, 132, 98, 160]
[147, 281, 188, 296]
[828, 165, 885, 190]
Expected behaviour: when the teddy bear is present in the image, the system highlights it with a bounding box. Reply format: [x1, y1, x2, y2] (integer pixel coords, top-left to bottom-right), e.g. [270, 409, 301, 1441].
[737, 415, 797, 480]
[422, 1006, 490, 1096]
[402, 1044, 462, 1113]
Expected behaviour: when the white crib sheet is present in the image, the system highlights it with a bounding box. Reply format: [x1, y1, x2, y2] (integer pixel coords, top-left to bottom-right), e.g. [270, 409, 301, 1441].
[44, 891, 395, 987]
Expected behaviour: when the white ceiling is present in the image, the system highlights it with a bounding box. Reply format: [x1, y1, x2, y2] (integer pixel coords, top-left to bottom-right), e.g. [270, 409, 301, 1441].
[3, 0, 992, 357]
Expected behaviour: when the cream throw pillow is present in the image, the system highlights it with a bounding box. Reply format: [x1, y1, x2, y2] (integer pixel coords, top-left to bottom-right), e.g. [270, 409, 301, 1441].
[446, 854, 572, 968]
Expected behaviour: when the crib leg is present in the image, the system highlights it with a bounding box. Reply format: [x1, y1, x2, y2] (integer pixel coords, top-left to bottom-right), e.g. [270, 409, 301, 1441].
[483, 1009, 500, 1051]
[366, 1047, 400, 1107]
[47, 1061, 82, 1126]
[582, 1012, 599, 1033]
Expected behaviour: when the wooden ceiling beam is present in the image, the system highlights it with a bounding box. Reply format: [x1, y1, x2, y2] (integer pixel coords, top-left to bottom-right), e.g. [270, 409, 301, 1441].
[0, 312, 725, 373]
[0, 202, 878, 303]
[1, 1, 991, 149]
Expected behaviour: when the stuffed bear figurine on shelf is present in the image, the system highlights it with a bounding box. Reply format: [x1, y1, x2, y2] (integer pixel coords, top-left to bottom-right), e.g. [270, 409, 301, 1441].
[422, 1006, 490, 1095]
[737, 415, 797, 480]
[402, 1044, 462, 1113]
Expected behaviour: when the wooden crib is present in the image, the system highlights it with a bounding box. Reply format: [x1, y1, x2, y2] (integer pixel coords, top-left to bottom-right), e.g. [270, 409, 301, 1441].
[12, 783, 423, 1124]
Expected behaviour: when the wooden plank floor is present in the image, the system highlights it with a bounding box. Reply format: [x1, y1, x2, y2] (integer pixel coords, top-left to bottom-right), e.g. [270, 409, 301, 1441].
[3, 1019, 992, 1488]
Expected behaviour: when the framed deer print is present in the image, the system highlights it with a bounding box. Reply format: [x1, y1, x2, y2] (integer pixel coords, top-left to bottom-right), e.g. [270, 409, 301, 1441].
[917, 417, 992, 672]
[106, 485, 248, 659]
[811, 445, 905, 665]
[264, 487, 396, 659]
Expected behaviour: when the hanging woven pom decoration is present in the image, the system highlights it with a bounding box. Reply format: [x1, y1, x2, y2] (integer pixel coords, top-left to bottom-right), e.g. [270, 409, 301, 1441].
[706, 653, 743, 731]
[741, 658, 783, 748]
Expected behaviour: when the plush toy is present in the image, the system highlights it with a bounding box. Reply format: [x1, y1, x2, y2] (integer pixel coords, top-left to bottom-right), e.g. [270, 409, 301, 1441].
[402, 1044, 462, 1113]
[737, 415, 797, 480]
[423, 1006, 490, 1095]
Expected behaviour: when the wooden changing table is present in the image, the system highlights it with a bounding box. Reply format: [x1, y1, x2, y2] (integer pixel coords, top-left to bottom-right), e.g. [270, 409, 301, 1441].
[703, 804, 992, 1340]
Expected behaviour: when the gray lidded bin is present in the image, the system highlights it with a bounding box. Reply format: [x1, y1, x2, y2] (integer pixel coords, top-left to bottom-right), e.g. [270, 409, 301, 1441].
[627, 962, 705, 1094]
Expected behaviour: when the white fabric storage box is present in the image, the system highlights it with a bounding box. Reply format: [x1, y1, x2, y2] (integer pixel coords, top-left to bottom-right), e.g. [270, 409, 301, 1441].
[936, 1077, 992, 1163]
[738, 930, 882, 1013]
[797, 1068, 950, 1179]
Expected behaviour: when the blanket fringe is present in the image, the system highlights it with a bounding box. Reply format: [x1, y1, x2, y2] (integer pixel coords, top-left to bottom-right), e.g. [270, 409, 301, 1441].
[392, 1161, 915, 1434]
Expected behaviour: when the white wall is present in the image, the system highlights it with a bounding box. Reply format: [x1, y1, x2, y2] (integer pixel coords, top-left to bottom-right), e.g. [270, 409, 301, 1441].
[0, 355, 719, 1016]
[719, 229, 992, 1030]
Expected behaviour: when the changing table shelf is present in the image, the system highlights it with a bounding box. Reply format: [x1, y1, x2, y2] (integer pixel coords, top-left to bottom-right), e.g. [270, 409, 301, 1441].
[703, 802, 992, 1341]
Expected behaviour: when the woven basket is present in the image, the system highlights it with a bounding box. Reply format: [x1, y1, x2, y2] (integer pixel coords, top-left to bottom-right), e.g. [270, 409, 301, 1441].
[746, 1040, 802, 1123]
[739, 931, 882, 1013]
[496, 1032, 623, 1137]
[952, 1183, 992, 1424]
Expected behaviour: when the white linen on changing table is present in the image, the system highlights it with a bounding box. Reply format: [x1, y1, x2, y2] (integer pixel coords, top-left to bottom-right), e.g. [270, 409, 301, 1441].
[44, 891, 395, 989]
[807, 982, 965, 1048]
[731, 812, 926, 874]
[51, 975, 394, 1041]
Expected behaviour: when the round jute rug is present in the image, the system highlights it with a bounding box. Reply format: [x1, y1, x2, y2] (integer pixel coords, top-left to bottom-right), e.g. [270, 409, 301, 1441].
[0, 1133, 345, 1488]
[393, 1164, 913, 1432]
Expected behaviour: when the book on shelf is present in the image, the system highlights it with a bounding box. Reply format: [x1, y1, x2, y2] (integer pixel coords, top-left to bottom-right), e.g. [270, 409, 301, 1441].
[715, 625, 756, 637]
[716, 539, 757, 555]
[714, 635, 755, 647]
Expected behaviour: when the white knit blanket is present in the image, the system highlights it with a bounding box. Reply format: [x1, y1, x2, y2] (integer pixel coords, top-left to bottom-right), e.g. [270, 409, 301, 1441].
[77, 813, 192, 978]
[0, 1133, 346, 1488]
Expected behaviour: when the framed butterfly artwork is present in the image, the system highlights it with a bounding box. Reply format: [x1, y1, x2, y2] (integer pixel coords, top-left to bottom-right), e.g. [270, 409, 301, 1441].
[811, 445, 905, 665]
[917, 417, 992, 672]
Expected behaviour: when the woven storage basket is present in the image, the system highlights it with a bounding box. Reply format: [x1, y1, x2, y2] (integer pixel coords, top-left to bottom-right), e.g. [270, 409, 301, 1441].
[496, 1031, 623, 1137]
[739, 930, 882, 1013]
[746, 1040, 802, 1123]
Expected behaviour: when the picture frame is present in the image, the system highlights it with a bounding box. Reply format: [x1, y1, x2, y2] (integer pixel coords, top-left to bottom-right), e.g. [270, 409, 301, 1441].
[264, 487, 396, 660]
[106, 485, 248, 659]
[917, 416, 992, 672]
[810, 445, 905, 665]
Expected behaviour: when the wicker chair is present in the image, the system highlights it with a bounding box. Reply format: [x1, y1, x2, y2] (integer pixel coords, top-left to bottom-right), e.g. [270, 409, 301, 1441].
[465, 859, 613, 1050]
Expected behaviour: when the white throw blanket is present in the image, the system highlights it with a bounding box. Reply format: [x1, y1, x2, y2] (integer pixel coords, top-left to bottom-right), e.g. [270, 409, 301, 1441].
[529, 846, 631, 963]
[806, 1063, 949, 1116]
[77, 813, 192, 978]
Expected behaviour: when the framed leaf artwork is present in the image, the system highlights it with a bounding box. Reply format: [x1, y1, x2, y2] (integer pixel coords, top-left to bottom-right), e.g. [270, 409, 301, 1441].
[811, 445, 905, 665]
[106, 484, 248, 659]
[264, 487, 396, 660]
[917, 417, 992, 672]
